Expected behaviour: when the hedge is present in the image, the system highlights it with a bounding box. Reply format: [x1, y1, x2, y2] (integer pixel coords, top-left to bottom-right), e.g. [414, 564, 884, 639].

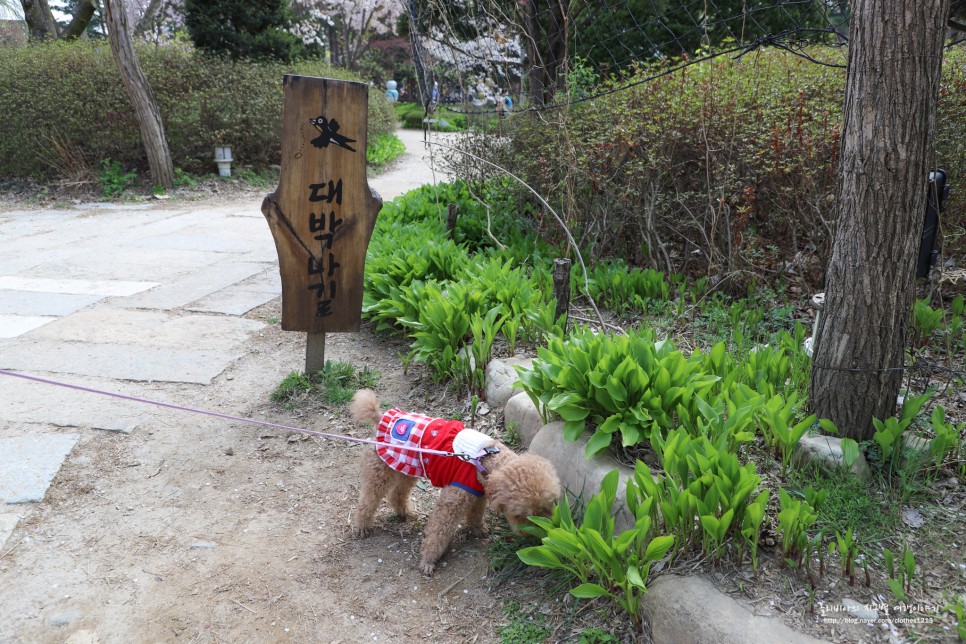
[0, 39, 398, 179]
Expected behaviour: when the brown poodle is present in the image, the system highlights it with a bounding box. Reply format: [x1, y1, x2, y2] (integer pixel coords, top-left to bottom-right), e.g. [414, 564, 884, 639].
[349, 389, 561, 575]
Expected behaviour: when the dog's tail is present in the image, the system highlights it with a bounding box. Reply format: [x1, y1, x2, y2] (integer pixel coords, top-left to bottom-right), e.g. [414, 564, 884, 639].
[350, 389, 382, 425]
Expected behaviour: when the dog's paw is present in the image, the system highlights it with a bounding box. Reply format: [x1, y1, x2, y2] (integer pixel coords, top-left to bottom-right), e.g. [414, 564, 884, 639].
[350, 524, 372, 538]
[419, 560, 436, 576]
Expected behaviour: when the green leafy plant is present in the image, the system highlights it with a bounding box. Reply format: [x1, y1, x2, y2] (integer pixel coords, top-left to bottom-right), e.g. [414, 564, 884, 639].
[577, 628, 619, 644]
[269, 362, 379, 407]
[313, 360, 380, 405]
[401, 281, 472, 382]
[883, 543, 916, 603]
[173, 167, 198, 188]
[585, 260, 670, 314]
[835, 528, 857, 584]
[98, 158, 137, 198]
[777, 487, 819, 565]
[912, 297, 944, 346]
[517, 328, 719, 458]
[741, 345, 791, 398]
[270, 371, 314, 403]
[519, 470, 675, 629]
[944, 597, 966, 641]
[629, 436, 765, 564]
[366, 132, 405, 170]
[461, 306, 506, 397]
[759, 393, 816, 474]
[872, 392, 931, 472]
[928, 406, 962, 470]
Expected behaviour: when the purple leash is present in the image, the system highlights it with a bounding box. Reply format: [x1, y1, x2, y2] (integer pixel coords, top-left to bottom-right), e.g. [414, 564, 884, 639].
[0, 369, 493, 469]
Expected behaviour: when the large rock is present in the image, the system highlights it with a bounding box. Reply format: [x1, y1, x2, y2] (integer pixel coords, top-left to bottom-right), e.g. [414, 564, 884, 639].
[484, 356, 533, 407]
[792, 434, 872, 482]
[642, 575, 828, 644]
[504, 392, 544, 447]
[529, 422, 636, 531]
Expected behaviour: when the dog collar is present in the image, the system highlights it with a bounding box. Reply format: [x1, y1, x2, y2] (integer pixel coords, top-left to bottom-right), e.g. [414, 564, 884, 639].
[461, 446, 501, 474]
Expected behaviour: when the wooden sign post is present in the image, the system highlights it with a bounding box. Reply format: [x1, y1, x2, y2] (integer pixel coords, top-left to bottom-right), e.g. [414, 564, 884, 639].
[262, 75, 382, 372]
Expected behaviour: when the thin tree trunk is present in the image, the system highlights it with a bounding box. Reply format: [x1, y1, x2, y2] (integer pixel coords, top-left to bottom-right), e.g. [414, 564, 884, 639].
[809, 0, 952, 441]
[20, 0, 59, 40]
[103, 0, 174, 189]
[519, 0, 569, 106]
[62, 0, 98, 40]
[134, 0, 162, 34]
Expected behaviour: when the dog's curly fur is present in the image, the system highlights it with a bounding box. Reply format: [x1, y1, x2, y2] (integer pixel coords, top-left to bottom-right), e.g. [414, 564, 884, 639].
[349, 389, 561, 575]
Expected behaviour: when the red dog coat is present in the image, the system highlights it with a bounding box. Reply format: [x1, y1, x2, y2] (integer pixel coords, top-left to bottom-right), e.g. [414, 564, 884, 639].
[375, 408, 487, 496]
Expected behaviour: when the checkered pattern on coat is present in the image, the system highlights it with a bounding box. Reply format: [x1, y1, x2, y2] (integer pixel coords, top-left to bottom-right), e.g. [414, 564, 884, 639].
[375, 408, 437, 478]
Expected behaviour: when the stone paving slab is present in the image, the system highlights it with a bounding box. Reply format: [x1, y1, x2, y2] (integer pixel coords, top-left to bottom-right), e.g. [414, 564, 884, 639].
[25, 250, 218, 283]
[78, 202, 155, 211]
[127, 233, 263, 254]
[0, 434, 79, 504]
[0, 315, 57, 339]
[0, 276, 158, 297]
[186, 286, 280, 316]
[21, 308, 265, 350]
[117, 262, 271, 311]
[185, 270, 281, 315]
[0, 342, 243, 385]
[0, 290, 104, 317]
[0, 512, 19, 549]
[0, 342, 244, 384]
[0, 377, 147, 433]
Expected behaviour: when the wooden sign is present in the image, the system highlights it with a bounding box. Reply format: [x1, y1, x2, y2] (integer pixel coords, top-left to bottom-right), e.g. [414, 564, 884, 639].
[262, 75, 382, 366]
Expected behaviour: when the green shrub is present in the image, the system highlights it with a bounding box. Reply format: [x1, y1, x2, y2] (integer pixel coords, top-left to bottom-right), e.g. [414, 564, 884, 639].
[98, 159, 137, 197]
[0, 40, 397, 180]
[395, 101, 467, 131]
[446, 47, 966, 288]
[584, 260, 670, 315]
[516, 328, 720, 457]
[366, 132, 405, 170]
[519, 469, 674, 629]
[358, 180, 573, 391]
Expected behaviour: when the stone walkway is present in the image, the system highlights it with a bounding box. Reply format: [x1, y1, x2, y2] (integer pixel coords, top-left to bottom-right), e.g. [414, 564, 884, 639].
[0, 128, 449, 539]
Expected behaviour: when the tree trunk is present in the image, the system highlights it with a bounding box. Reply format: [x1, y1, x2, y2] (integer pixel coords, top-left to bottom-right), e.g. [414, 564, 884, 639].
[134, 0, 162, 34]
[519, 0, 569, 106]
[103, 0, 174, 189]
[809, 0, 952, 441]
[20, 0, 59, 40]
[62, 0, 98, 40]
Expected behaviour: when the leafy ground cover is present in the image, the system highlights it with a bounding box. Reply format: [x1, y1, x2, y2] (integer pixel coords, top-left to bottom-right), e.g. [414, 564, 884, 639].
[354, 177, 966, 642]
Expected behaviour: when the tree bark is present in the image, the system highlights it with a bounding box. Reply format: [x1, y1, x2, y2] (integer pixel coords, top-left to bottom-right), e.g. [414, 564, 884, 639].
[20, 0, 59, 40]
[103, 0, 174, 189]
[134, 0, 162, 34]
[62, 0, 98, 40]
[519, 0, 570, 106]
[809, 0, 952, 440]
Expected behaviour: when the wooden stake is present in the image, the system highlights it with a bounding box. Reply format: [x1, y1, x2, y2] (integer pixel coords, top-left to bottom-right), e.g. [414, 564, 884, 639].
[553, 258, 571, 324]
[446, 203, 458, 236]
[306, 332, 326, 373]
